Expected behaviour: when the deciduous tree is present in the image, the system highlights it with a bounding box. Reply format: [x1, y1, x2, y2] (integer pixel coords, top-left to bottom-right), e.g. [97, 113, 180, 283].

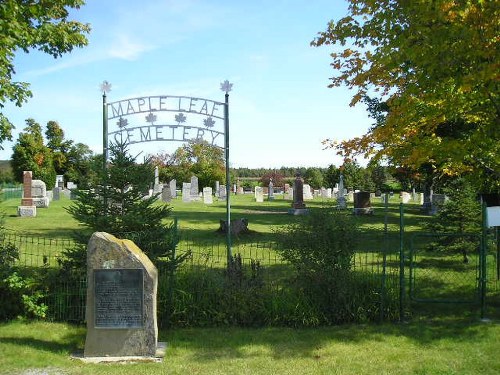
[11, 119, 56, 187]
[313, 1, 499, 187]
[0, 0, 90, 148]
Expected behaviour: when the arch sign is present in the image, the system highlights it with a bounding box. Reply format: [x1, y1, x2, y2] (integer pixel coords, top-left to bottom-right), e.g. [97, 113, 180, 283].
[100, 80, 234, 259]
[101, 80, 231, 152]
[107, 95, 225, 149]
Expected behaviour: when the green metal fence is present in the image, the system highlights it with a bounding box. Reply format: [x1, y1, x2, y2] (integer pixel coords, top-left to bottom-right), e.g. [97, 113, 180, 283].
[1, 186, 23, 200]
[409, 233, 482, 303]
[3, 216, 498, 325]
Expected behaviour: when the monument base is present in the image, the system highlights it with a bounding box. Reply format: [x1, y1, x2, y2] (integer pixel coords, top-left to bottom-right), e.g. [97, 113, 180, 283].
[353, 208, 373, 215]
[288, 208, 310, 216]
[74, 342, 166, 363]
[17, 206, 37, 217]
[33, 197, 50, 208]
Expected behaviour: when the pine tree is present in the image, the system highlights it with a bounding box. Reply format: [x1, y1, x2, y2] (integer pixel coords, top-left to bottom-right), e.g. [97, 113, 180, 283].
[425, 178, 481, 263]
[64, 142, 180, 271]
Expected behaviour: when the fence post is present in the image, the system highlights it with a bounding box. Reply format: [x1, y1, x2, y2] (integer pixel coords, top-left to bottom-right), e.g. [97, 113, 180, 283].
[480, 202, 487, 320]
[380, 193, 389, 322]
[399, 202, 405, 322]
[165, 217, 178, 328]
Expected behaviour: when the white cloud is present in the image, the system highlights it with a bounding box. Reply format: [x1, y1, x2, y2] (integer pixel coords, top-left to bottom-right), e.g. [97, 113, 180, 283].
[107, 34, 156, 61]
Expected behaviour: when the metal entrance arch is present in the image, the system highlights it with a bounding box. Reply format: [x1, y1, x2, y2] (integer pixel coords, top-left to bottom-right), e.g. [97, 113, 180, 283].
[100, 81, 234, 261]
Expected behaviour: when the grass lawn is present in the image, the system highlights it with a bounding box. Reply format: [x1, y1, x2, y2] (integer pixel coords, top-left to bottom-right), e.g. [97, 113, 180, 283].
[0, 319, 499, 375]
[1, 192, 499, 374]
[0, 192, 423, 241]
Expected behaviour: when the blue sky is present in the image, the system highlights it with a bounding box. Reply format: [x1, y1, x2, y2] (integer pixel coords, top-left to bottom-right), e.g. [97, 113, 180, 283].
[1, 0, 373, 168]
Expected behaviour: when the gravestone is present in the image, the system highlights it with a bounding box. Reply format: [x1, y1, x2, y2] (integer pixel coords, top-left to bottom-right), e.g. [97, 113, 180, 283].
[215, 181, 220, 197]
[153, 166, 161, 194]
[353, 191, 373, 215]
[169, 179, 177, 198]
[326, 188, 332, 199]
[337, 174, 347, 209]
[53, 187, 61, 201]
[153, 183, 163, 195]
[84, 232, 159, 358]
[190, 176, 199, 200]
[219, 185, 227, 201]
[237, 186, 244, 195]
[56, 175, 64, 189]
[18, 171, 36, 217]
[288, 175, 309, 215]
[161, 185, 171, 203]
[347, 191, 354, 203]
[401, 191, 411, 204]
[67, 181, 77, 190]
[218, 218, 249, 235]
[286, 187, 294, 200]
[31, 179, 49, 208]
[255, 186, 264, 203]
[182, 182, 191, 203]
[203, 187, 213, 204]
[303, 184, 313, 200]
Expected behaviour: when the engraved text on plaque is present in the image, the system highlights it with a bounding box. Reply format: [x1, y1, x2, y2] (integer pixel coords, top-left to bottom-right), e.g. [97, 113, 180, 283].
[94, 269, 143, 328]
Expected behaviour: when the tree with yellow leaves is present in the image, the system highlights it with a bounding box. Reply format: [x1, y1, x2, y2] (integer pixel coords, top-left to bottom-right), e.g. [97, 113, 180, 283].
[312, 0, 499, 189]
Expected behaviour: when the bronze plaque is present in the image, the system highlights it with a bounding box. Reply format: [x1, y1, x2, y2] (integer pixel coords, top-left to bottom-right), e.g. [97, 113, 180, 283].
[94, 269, 143, 328]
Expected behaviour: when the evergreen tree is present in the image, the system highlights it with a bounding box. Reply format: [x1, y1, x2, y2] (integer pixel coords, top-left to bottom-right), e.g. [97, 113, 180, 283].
[425, 178, 481, 263]
[65, 142, 181, 270]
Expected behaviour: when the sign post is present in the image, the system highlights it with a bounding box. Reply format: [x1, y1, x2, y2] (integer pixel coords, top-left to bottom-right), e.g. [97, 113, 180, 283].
[221, 80, 233, 264]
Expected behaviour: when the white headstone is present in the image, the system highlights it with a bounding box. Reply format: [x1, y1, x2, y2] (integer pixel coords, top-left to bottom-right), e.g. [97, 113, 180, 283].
[255, 186, 264, 203]
[401, 191, 411, 204]
[203, 187, 213, 204]
[182, 182, 191, 203]
[162, 185, 171, 202]
[347, 191, 354, 202]
[219, 185, 227, 201]
[303, 184, 313, 200]
[169, 179, 177, 198]
[215, 181, 220, 197]
[154, 166, 159, 186]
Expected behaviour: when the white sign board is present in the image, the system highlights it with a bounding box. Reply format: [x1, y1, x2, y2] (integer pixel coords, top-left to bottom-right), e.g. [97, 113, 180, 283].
[486, 206, 500, 227]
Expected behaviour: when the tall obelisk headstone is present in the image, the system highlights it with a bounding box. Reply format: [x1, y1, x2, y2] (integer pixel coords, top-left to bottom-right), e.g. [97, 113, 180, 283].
[288, 174, 309, 215]
[18, 171, 36, 217]
[84, 232, 159, 358]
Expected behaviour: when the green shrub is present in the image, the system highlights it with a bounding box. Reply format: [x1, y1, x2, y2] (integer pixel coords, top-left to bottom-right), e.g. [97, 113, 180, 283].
[274, 208, 358, 276]
[0, 242, 48, 320]
[163, 255, 268, 327]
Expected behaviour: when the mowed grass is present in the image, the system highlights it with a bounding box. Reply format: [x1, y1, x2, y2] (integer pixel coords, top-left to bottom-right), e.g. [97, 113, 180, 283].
[0, 319, 499, 375]
[1, 192, 499, 374]
[0, 191, 421, 241]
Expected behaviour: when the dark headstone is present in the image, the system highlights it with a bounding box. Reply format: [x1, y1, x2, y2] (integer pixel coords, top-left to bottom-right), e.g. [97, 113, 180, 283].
[353, 191, 373, 215]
